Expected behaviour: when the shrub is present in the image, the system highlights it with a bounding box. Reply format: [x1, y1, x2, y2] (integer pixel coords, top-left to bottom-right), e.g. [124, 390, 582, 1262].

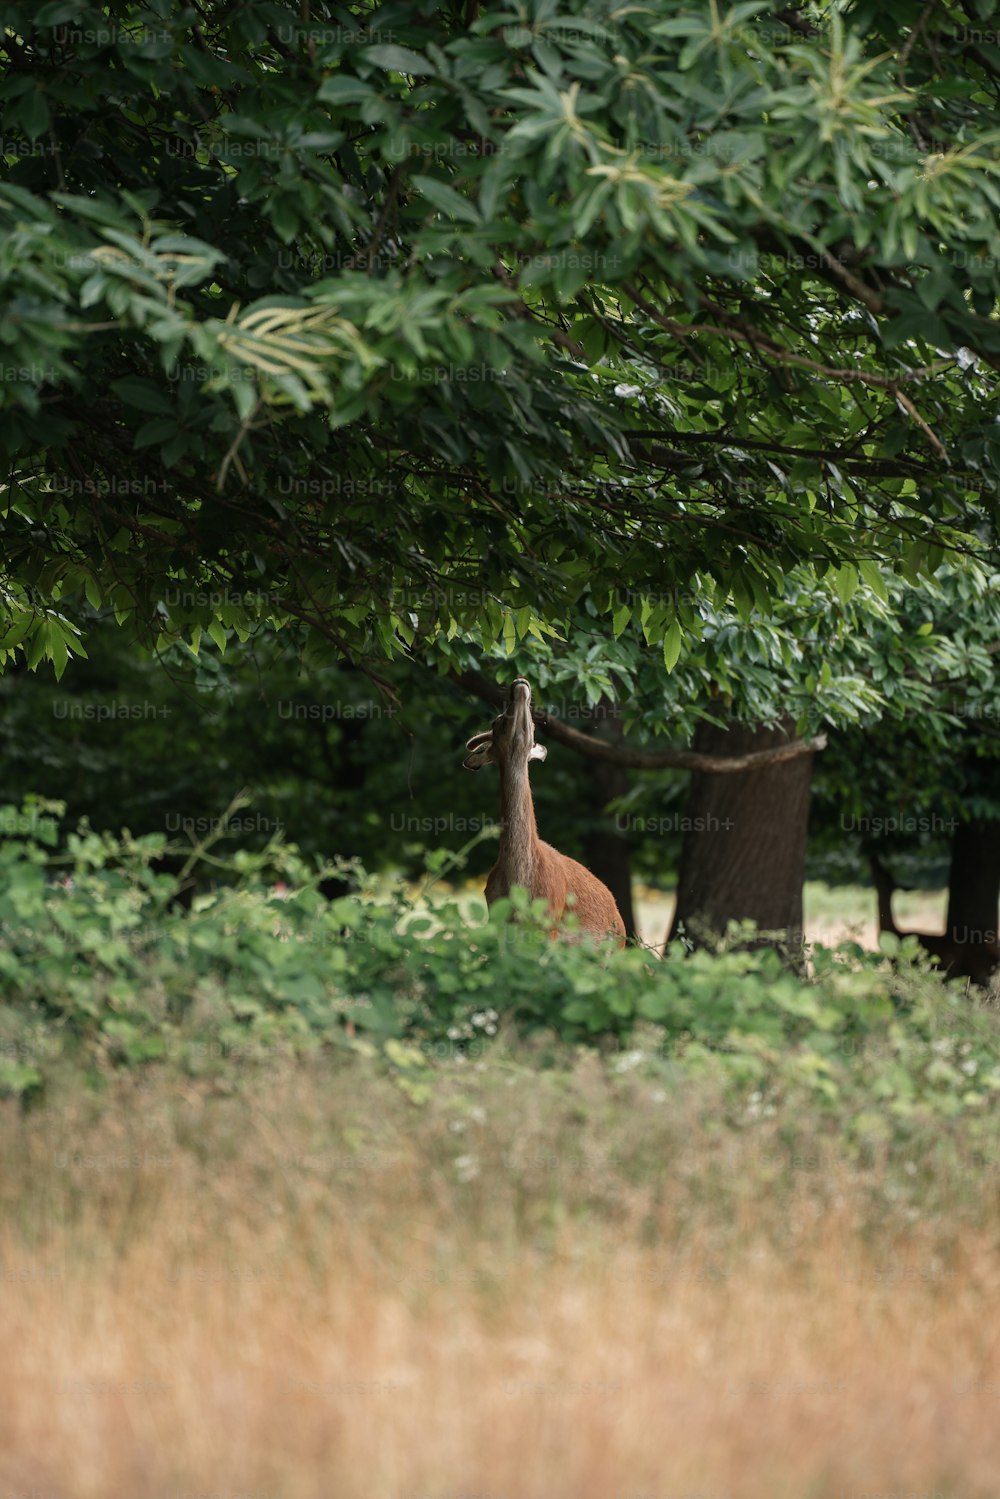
[0, 800, 998, 1135]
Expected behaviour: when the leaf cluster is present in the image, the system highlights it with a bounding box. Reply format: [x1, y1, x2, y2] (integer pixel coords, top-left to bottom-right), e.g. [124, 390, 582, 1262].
[1, 0, 999, 672]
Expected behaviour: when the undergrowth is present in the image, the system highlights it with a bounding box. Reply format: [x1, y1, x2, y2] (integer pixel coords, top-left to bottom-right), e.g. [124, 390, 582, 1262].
[0, 798, 997, 1148]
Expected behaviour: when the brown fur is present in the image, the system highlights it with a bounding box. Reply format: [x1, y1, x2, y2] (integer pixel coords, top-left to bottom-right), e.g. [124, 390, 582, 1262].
[464, 678, 626, 945]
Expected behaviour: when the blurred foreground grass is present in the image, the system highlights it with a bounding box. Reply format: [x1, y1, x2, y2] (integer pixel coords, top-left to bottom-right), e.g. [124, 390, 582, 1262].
[3, 807, 996, 1496]
[2, 1047, 1000, 1498]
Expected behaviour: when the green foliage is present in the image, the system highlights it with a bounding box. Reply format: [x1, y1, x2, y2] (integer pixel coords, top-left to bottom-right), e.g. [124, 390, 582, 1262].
[0, 616, 522, 883]
[441, 558, 1000, 878]
[442, 558, 1000, 743]
[3, 554, 996, 902]
[1, 0, 998, 673]
[1, 802, 998, 1133]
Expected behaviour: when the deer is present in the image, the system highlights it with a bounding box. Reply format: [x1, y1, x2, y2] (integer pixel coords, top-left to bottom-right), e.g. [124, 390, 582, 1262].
[870, 854, 1000, 988]
[463, 677, 626, 945]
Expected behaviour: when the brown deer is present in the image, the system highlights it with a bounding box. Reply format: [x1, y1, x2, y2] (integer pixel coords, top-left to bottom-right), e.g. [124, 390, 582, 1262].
[463, 677, 626, 944]
[870, 854, 1000, 987]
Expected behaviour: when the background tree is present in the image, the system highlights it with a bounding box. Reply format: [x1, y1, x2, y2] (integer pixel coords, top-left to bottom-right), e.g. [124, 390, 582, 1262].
[4, 553, 997, 956]
[444, 556, 1000, 948]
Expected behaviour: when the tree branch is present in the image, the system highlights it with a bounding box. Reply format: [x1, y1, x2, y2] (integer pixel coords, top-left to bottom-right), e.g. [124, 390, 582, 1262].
[453, 670, 826, 772]
[622, 281, 953, 392]
[628, 432, 929, 480]
[894, 388, 948, 459]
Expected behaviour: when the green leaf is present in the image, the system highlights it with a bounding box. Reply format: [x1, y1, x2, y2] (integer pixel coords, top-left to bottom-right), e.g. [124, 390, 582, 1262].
[111, 378, 174, 415]
[24, 623, 47, 672]
[857, 560, 888, 601]
[317, 76, 374, 104]
[364, 44, 434, 75]
[48, 624, 69, 682]
[411, 174, 481, 224]
[206, 619, 228, 652]
[662, 619, 683, 674]
[833, 566, 859, 606]
[134, 419, 177, 449]
[20, 87, 50, 141]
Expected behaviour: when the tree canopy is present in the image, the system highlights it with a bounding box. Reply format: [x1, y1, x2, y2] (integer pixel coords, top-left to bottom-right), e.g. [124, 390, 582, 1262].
[2, 0, 999, 681]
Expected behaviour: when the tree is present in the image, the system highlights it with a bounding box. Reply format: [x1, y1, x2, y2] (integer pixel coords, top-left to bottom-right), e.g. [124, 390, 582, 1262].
[447, 555, 1000, 947]
[946, 817, 1000, 946]
[4, 556, 996, 957]
[1, 0, 999, 686]
[666, 718, 816, 956]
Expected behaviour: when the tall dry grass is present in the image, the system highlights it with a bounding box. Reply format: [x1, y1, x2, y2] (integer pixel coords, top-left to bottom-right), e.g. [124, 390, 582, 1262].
[1, 1050, 998, 1499]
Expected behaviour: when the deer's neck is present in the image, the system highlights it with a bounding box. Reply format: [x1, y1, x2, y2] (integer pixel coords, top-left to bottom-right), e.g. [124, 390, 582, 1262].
[498, 760, 539, 891]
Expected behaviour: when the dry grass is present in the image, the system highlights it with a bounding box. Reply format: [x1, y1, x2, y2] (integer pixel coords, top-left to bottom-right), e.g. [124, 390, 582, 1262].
[2, 1053, 998, 1499]
[631, 880, 949, 952]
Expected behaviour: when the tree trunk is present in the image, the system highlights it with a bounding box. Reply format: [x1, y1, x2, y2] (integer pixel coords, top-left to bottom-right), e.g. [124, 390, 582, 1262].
[667, 717, 815, 956]
[945, 817, 1000, 945]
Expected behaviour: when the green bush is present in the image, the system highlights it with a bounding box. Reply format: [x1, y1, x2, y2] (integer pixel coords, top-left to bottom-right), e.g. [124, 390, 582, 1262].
[0, 800, 998, 1133]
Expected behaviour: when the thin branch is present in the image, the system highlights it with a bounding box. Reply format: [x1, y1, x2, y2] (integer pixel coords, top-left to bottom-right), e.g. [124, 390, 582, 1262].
[366, 165, 404, 272]
[453, 670, 826, 772]
[628, 432, 928, 480]
[899, 0, 938, 82]
[622, 281, 953, 391]
[894, 388, 948, 458]
[278, 597, 401, 703]
[813, 246, 887, 317]
[215, 396, 264, 490]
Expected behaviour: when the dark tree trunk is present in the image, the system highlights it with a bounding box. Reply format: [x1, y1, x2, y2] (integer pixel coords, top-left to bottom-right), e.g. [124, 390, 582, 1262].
[945, 818, 1000, 945]
[866, 821, 1000, 987]
[318, 715, 368, 900]
[667, 717, 815, 956]
[582, 760, 635, 942]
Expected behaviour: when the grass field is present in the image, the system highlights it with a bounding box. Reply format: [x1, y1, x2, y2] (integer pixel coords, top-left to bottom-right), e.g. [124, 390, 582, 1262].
[632, 878, 946, 952]
[3, 878, 996, 1498]
[4, 963, 1000, 1496]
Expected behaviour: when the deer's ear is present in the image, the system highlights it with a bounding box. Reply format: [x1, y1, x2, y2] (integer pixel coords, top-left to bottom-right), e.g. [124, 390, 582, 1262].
[528, 742, 547, 763]
[463, 736, 496, 771]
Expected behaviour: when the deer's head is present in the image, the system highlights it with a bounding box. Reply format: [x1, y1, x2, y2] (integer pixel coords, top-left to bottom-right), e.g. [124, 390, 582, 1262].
[463, 677, 548, 772]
